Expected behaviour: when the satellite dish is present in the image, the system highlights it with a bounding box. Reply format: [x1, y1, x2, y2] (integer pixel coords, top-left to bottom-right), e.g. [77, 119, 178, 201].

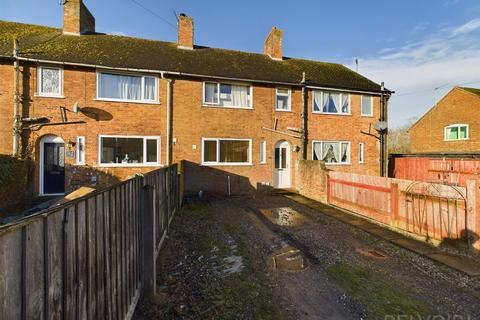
[374, 121, 388, 132]
[73, 102, 80, 113]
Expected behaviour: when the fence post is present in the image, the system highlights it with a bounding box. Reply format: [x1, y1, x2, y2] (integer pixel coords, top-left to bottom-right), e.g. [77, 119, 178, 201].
[326, 174, 331, 204]
[390, 183, 399, 227]
[141, 184, 156, 296]
[466, 179, 480, 252]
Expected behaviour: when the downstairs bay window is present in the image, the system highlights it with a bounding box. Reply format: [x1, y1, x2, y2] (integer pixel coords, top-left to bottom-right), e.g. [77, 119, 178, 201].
[99, 135, 160, 166]
[203, 82, 252, 108]
[312, 90, 350, 114]
[312, 141, 351, 164]
[202, 138, 252, 165]
[97, 72, 158, 103]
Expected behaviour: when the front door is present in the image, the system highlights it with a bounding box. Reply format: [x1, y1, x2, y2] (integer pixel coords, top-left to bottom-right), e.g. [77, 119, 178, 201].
[43, 142, 65, 195]
[274, 141, 291, 188]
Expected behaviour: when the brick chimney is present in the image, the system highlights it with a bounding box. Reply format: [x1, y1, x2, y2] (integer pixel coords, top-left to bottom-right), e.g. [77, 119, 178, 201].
[264, 27, 283, 60]
[177, 13, 194, 49]
[63, 0, 95, 35]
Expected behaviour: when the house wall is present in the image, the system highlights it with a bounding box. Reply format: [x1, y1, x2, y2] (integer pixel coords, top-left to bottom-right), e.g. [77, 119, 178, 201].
[0, 60, 382, 196]
[410, 88, 480, 153]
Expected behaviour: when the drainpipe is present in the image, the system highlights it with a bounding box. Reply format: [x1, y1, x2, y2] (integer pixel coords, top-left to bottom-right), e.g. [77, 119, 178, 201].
[379, 82, 388, 177]
[12, 39, 20, 157]
[165, 77, 174, 165]
[301, 72, 308, 160]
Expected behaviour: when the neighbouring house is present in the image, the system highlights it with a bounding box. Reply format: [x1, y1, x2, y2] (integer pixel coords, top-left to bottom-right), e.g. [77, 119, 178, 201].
[389, 87, 480, 186]
[0, 0, 392, 197]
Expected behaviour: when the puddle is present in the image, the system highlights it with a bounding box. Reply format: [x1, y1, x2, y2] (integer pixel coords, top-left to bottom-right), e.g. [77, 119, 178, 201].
[357, 249, 387, 259]
[271, 242, 308, 271]
[260, 207, 308, 227]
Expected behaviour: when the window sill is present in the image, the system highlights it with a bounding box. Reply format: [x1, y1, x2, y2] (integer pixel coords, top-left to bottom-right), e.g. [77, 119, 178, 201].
[202, 104, 253, 110]
[312, 112, 352, 116]
[444, 139, 469, 142]
[201, 162, 253, 167]
[35, 94, 65, 99]
[95, 98, 160, 105]
[96, 163, 163, 168]
[361, 114, 374, 118]
[324, 162, 352, 166]
[275, 109, 292, 112]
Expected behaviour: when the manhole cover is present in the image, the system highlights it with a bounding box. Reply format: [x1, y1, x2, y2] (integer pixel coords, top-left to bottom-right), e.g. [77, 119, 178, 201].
[357, 249, 387, 259]
[271, 244, 307, 271]
[260, 207, 308, 227]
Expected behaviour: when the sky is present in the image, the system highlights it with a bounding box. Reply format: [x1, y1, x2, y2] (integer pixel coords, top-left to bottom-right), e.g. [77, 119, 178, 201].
[2, 0, 480, 128]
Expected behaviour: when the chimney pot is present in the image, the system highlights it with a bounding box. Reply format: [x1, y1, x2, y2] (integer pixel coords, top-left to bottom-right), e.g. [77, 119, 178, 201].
[178, 14, 194, 50]
[264, 27, 283, 60]
[63, 0, 95, 35]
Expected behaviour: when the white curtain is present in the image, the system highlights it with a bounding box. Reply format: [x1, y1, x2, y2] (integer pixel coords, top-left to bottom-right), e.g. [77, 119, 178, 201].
[231, 85, 249, 107]
[323, 93, 339, 113]
[313, 91, 322, 111]
[341, 94, 350, 113]
[322, 142, 339, 163]
[205, 82, 218, 103]
[144, 77, 156, 100]
[100, 73, 141, 100]
[313, 142, 322, 160]
[341, 143, 349, 162]
[41, 68, 60, 94]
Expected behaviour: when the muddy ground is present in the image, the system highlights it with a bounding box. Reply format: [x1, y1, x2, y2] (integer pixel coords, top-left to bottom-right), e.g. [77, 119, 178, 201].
[134, 194, 480, 320]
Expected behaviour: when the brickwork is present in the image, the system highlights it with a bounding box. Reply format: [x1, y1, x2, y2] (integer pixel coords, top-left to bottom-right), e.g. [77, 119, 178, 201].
[294, 160, 329, 203]
[263, 27, 283, 60]
[410, 87, 480, 153]
[63, 0, 95, 35]
[177, 15, 194, 49]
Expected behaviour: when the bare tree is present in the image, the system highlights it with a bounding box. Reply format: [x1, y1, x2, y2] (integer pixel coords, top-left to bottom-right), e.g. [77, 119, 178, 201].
[388, 117, 418, 155]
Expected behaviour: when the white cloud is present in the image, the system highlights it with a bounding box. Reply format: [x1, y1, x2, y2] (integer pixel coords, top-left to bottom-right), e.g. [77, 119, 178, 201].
[351, 19, 480, 128]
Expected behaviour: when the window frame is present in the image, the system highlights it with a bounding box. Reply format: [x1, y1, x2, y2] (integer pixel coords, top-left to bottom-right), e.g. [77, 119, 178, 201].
[201, 137, 253, 166]
[275, 87, 291, 112]
[260, 140, 267, 164]
[312, 90, 351, 115]
[37, 65, 64, 98]
[361, 95, 374, 117]
[444, 124, 469, 141]
[96, 71, 160, 104]
[202, 81, 253, 109]
[97, 135, 161, 167]
[76, 136, 86, 165]
[359, 142, 364, 164]
[311, 140, 351, 165]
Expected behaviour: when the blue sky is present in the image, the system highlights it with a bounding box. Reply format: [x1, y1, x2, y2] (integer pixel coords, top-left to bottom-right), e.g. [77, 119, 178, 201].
[3, 0, 480, 127]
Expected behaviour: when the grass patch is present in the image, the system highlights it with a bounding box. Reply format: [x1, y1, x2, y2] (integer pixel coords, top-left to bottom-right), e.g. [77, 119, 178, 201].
[327, 263, 431, 319]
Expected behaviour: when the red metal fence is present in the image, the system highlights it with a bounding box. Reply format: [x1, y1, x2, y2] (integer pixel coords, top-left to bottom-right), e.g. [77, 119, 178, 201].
[391, 157, 480, 187]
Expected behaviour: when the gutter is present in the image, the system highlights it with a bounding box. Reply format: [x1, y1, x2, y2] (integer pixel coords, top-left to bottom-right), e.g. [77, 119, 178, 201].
[3, 55, 390, 94]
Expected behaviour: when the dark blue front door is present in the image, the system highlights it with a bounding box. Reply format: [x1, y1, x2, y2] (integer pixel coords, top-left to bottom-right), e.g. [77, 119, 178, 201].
[43, 142, 65, 194]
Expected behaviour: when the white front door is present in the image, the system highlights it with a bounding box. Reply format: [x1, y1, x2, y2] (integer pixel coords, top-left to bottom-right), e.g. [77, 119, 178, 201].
[274, 141, 291, 188]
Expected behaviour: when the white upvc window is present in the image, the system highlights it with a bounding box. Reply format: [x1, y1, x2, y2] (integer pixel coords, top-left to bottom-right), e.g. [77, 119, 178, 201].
[76, 136, 86, 165]
[97, 71, 159, 103]
[276, 88, 291, 111]
[203, 81, 252, 109]
[37, 65, 63, 97]
[312, 140, 351, 165]
[359, 143, 364, 163]
[444, 124, 469, 141]
[98, 135, 161, 167]
[202, 138, 252, 166]
[312, 90, 351, 115]
[361, 95, 373, 116]
[260, 140, 267, 164]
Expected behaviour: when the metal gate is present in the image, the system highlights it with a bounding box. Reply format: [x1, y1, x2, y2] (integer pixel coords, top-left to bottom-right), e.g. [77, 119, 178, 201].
[404, 181, 469, 246]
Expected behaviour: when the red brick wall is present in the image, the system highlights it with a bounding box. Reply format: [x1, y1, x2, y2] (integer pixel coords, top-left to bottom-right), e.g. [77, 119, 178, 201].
[0, 60, 381, 195]
[294, 160, 329, 203]
[410, 88, 480, 153]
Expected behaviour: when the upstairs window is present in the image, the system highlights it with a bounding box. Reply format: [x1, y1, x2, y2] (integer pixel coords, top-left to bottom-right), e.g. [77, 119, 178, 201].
[276, 88, 291, 111]
[444, 124, 469, 141]
[38, 65, 63, 97]
[203, 82, 252, 108]
[312, 141, 350, 164]
[99, 136, 160, 166]
[313, 90, 350, 114]
[202, 138, 252, 165]
[97, 72, 158, 103]
[361, 95, 373, 116]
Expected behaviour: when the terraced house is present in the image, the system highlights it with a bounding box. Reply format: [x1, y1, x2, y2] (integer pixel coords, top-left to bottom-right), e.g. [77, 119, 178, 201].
[0, 0, 392, 196]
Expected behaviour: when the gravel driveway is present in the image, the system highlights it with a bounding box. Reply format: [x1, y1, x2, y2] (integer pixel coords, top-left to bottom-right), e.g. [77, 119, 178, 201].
[134, 194, 480, 320]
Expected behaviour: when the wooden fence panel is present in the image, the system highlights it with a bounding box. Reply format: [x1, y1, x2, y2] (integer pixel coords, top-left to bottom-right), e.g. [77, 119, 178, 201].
[46, 211, 64, 320]
[0, 229, 22, 320]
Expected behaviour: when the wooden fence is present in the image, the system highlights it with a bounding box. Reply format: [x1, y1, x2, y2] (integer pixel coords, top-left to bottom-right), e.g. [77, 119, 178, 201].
[0, 164, 181, 320]
[327, 171, 480, 250]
